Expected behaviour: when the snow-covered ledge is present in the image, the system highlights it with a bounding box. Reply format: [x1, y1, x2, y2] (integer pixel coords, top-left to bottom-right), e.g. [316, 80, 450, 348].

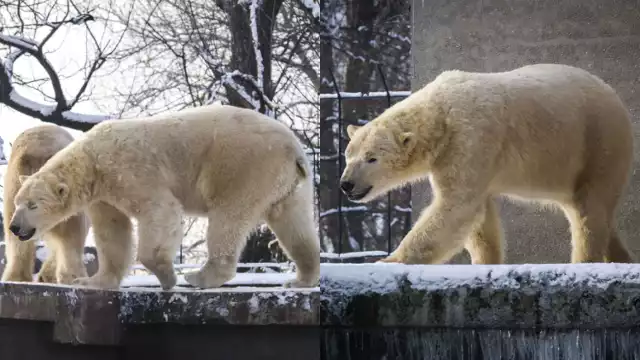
[0, 280, 318, 345]
[320, 263, 640, 328]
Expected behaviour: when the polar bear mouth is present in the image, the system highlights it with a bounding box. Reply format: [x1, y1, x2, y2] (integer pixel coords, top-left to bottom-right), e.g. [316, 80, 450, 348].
[17, 228, 36, 241]
[347, 186, 372, 201]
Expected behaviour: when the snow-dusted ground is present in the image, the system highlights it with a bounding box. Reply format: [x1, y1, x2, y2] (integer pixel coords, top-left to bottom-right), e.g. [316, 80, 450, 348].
[121, 272, 297, 288]
[320, 250, 388, 259]
[320, 262, 640, 295]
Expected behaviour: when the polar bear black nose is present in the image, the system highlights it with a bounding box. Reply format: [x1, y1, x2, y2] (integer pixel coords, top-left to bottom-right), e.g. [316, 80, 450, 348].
[9, 224, 21, 236]
[340, 181, 355, 194]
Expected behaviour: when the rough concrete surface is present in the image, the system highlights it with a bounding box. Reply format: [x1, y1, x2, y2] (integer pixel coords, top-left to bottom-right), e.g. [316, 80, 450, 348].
[410, 0, 640, 264]
[0, 281, 319, 346]
[320, 263, 640, 328]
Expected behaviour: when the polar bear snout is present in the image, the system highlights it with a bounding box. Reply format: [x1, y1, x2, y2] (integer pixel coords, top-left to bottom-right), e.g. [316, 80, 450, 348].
[340, 181, 355, 193]
[340, 178, 372, 201]
[9, 222, 36, 241]
[9, 207, 38, 241]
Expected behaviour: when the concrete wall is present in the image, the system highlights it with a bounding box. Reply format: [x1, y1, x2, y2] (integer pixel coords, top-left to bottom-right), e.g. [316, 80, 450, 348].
[411, 0, 640, 264]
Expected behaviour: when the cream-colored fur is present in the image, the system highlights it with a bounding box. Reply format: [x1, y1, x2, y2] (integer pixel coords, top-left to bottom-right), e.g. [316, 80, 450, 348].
[10, 104, 320, 290]
[341, 63, 634, 265]
[2, 124, 89, 284]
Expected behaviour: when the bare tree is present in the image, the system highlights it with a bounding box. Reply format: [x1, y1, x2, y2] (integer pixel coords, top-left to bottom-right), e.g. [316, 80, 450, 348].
[0, 0, 132, 131]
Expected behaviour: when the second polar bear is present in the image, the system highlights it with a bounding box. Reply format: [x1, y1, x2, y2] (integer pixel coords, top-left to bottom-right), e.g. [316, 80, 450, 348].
[340, 63, 634, 265]
[2, 124, 89, 284]
[10, 104, 320, 290]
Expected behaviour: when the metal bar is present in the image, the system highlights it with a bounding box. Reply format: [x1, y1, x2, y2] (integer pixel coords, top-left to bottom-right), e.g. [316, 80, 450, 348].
[329, 68, 344, 255]
[377, 65, 393, 255]
[319, 91, 411, 100]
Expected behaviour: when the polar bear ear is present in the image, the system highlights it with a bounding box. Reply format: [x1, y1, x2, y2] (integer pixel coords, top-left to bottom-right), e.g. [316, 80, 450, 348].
[346, 125, 361, 139]
[398, 132, 415, 149]
[18, 175, 29, 184]
[55, 183, 69, 200]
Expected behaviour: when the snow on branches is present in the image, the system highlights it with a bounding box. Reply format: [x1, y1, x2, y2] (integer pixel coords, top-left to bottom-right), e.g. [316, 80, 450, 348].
[0, 12, 114, 131]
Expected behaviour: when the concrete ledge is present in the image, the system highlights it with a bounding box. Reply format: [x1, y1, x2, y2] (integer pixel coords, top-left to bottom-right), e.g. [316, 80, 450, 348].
[0, 281, 319, 345]
[320, 263, 640, 329]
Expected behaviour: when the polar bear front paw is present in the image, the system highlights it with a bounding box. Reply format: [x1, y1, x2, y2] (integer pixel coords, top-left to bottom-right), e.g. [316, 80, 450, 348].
[36, 270, 57, 284]
[184, 270, 232, 289]
[72, 275, 120, 290]
[283, 278, 318, 288]
[377, 252, 404, 264]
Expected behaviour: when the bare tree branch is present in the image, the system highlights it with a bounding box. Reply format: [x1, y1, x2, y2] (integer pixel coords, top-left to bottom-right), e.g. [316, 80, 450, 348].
[0, 0, 132, 131]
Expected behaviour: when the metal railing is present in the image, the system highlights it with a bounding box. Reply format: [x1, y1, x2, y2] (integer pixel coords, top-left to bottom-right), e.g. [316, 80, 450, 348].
[319, 65, 412, 259]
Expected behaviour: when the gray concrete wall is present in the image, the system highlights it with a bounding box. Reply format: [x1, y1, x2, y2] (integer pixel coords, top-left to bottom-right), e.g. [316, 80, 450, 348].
[411, 0, 640, 264]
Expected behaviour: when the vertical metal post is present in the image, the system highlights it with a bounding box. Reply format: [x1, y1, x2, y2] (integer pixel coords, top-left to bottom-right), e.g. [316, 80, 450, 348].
[377, 65, 393, 255]
[329, 68, 343, 254]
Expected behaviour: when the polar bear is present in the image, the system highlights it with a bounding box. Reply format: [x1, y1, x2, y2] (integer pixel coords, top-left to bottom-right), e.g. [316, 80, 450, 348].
[2, 124, 89, 284]
[340, 63, 634, 265]
[9, 104, 320, 290]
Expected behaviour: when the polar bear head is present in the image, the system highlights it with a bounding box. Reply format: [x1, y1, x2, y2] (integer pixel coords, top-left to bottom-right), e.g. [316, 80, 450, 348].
[10, 173, 71, 241]
[339, 121, 418, 203]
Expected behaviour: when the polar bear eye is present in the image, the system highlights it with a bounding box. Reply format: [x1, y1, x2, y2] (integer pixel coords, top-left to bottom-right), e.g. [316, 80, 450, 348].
[367, 158, 377, 163]
[27, 201, 37, 210]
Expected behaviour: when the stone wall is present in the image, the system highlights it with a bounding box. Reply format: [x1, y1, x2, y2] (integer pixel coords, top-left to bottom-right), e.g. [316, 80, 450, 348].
[411, 0, 640, 264]
[321, 263, 640, 359]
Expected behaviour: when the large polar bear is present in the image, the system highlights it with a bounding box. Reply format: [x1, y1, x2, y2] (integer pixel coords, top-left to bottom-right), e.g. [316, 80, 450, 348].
[340, 63, 634, 265]
[2, 124, 89, 284]
[9, 104, 320, 290]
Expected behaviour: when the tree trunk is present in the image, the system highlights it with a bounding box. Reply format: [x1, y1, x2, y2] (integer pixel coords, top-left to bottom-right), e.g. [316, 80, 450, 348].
[218, 0, 283, 114]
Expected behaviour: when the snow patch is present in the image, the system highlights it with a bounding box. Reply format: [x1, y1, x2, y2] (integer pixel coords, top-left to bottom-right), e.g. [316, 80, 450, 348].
[9, 90, 56, 116]
[35, 246, 50, 261]
[300, 0, 319, 18]
[83, 252, 96, 264]
[168, 293, 189, 303]
[0, 34, 38, 51]
[250, 0, 263, 89]
[248, 295, 260, 314]
[319, 91, 411, 100]
[321, 263, 640, 297]
[321, 251, 388, 259]
[121, 272, 296, 288]
[61, 110, 112, 123]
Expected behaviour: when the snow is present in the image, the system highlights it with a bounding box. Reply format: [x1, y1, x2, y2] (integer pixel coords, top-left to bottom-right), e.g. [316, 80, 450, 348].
[131, 262, 292, 271]
[319, 91, 412, 100]
[61, 110, 112, 123]
[121, 272, 296, 288]
[250, 0, 264, 90]
[320, 250, 388, 259]
[320, 263, 640, 296]
[320, 205, 368, 217]
[4, 50, 24, 80]
[9, 90, 56, 116]
[35, 246, 50, 261]
[320, 205, 411, 218]
[83, 252, 96, 264]
[0, 34, 38, 52]
[300, 0, 320, 18]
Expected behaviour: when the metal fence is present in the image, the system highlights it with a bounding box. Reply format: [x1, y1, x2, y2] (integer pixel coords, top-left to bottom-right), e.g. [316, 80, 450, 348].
[319, 65, 412, 259]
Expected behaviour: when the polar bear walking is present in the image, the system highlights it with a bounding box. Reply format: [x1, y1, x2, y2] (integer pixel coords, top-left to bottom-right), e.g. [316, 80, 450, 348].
[2, 125, 89, 284]
[340, 63, 634, 265]
[9, 104, 320, 290]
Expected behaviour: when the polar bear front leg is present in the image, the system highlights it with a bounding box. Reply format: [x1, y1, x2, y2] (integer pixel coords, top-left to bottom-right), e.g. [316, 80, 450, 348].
[379, 193, 485, 265]
[136, 203, 182, 291]
[1, 234, 37, 282]
[184, 210, 257, 289]
[73, 202, 133, 290]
